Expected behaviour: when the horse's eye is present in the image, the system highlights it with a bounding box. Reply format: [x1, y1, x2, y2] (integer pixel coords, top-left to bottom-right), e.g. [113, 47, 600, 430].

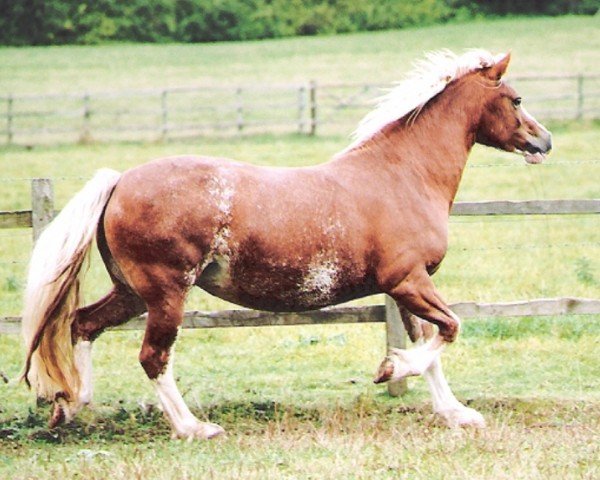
[512, 97, 522, 107]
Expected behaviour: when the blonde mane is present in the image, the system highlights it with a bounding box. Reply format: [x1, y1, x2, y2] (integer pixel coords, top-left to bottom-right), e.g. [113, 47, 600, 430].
[342, 49, 506, 153]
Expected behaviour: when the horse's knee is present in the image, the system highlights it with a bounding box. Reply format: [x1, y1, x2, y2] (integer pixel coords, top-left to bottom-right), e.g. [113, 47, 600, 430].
[440, 311, 460, 343]
[391, 275, 459, 343]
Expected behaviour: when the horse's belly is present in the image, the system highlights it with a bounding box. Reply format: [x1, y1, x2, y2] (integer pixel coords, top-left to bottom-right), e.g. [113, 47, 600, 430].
[196, 253, 375, 312]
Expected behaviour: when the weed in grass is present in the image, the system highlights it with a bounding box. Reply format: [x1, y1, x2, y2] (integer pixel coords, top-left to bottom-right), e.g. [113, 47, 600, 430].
[5, 275, 21, 292]
[575, 257, 597, 286]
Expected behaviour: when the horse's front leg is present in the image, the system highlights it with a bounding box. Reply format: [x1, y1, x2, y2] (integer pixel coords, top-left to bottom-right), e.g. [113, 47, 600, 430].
[394, 309, 485, 428]
[375, 269, 485, 428]
[375, 268, 458, 379]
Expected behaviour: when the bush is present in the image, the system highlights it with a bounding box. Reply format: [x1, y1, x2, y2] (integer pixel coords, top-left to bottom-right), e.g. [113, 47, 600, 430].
[0, 0, 597, 46]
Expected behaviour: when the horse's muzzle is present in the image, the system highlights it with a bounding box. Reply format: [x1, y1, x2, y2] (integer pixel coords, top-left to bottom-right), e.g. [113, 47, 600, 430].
[523, 130, 552, 164]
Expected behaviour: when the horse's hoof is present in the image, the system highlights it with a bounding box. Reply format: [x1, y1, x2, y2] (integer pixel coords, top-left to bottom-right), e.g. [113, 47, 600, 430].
[48, 403, 65, 428]
[200, 422, 226, 440]
[373, 349, 415, 384]
[436, 406, 486, 429]
[48, 398, 83, 428]
[173, 422, 226, 441]
[373, 357, 394, 384]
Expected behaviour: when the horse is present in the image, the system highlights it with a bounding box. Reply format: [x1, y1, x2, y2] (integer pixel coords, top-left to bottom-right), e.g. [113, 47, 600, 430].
[21, 49, 551, 439]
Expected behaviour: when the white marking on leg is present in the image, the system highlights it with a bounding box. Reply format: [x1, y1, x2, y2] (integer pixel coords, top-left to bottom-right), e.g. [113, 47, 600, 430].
[423, 355, 486, 428]
[73, 340, 93, 405]
[153, 351, 224, 440]
[387, 335, 445, 380]
[54, 340, 94, 424]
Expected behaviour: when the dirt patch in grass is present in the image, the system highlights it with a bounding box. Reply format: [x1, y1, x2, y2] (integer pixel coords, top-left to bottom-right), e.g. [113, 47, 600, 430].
[0, 396, 598, 479]
[1, 396, 596, 445]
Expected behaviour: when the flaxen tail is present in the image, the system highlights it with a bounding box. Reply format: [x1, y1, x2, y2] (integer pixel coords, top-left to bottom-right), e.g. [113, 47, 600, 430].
[21, 169, 121, 402]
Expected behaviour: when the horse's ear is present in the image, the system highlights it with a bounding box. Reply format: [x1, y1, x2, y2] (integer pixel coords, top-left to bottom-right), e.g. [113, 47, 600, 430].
[482, 52, 511, 82]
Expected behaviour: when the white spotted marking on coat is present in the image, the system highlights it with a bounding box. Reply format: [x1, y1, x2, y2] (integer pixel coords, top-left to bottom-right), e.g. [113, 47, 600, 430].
[301, 256, 339, 302]
[184, 268, 197, 286]
[213, 226, 231, 254]
[199, 174, 235, 286]
[208, 176, 235, 218]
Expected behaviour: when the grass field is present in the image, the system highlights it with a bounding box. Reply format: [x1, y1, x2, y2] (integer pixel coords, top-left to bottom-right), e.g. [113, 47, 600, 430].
[1, 317, 599, 479]
[0, 15, 599, 479]
[1, 16, 599, 94]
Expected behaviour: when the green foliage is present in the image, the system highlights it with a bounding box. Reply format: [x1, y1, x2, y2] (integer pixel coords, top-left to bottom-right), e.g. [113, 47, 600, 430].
[462, 0, 600, 16]
[172, 0, 458, 43]
[461, 315, 600, 341]
[2, 0, 597, 46]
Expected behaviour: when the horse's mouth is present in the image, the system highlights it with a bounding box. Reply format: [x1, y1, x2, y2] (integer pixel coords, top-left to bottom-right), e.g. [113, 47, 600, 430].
[523, 151, 546, 164]
[520, 135, 551, 164]
[519, 143, 548, 164]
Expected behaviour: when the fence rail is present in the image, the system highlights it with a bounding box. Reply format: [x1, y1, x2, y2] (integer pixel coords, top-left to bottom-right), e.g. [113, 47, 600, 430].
[2, 74, 599, 145]
[2, 298, 599, 336]
[3, 200, 600, 232]
[1, 179, 599, 396]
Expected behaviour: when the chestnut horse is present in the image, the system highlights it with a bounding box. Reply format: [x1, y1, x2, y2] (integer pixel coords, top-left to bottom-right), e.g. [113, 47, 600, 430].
[22, 50, 551, 438]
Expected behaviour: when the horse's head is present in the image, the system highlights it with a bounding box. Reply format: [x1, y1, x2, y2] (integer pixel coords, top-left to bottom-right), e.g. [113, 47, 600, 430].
[475, 53, 552, 164]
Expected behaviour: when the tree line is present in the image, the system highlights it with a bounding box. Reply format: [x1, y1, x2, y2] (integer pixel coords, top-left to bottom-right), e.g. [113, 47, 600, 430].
[1, 0, 597, 46]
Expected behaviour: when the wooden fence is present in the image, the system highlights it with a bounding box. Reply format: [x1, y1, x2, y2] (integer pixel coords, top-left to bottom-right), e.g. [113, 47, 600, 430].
[1, 179, 599, 395]
[2, 74, 599, 145]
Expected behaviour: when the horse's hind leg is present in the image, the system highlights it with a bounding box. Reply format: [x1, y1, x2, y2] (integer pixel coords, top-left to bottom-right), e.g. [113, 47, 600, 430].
[139, 287, 224, 440]
[50, 284, 146, 427]
[72, 285, 145, 340]
[399, 309, 485, 428]
[73, 284, 146, 397]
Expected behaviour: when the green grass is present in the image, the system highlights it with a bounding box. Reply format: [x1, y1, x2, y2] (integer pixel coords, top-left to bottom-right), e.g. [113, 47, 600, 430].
[1, 16, 599, 479]
[1, 318, 599, 479]
[1, 16, 598, 94]
[2, 16, 599, 144]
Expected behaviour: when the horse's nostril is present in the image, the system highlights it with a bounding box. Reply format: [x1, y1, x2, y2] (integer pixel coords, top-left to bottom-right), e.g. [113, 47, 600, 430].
[525, 142, 543, 154]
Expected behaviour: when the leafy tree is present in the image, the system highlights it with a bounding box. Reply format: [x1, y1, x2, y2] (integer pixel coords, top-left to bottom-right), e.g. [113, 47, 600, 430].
[0, 0, 597, 46]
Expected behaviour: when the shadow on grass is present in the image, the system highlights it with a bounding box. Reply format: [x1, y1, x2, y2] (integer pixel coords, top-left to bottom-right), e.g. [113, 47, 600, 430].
[1, 395, 597, 446]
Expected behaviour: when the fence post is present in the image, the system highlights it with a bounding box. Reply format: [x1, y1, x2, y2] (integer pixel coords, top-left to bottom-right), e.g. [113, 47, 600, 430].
[384, 295, 408, 396]
[297, 85, 306, 134]
[236, 87, 244, 133]
[161, 90, 168, 140]
[576, 75, 584, 120]
[80, 93, 92, 143]
[31, 178, 54, 242]
[309, 81, 317, 136]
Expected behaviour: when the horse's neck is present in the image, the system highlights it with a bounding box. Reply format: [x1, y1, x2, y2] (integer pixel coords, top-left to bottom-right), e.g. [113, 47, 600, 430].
[346, 84, 480, 206]
[401, 93, 479, 202]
